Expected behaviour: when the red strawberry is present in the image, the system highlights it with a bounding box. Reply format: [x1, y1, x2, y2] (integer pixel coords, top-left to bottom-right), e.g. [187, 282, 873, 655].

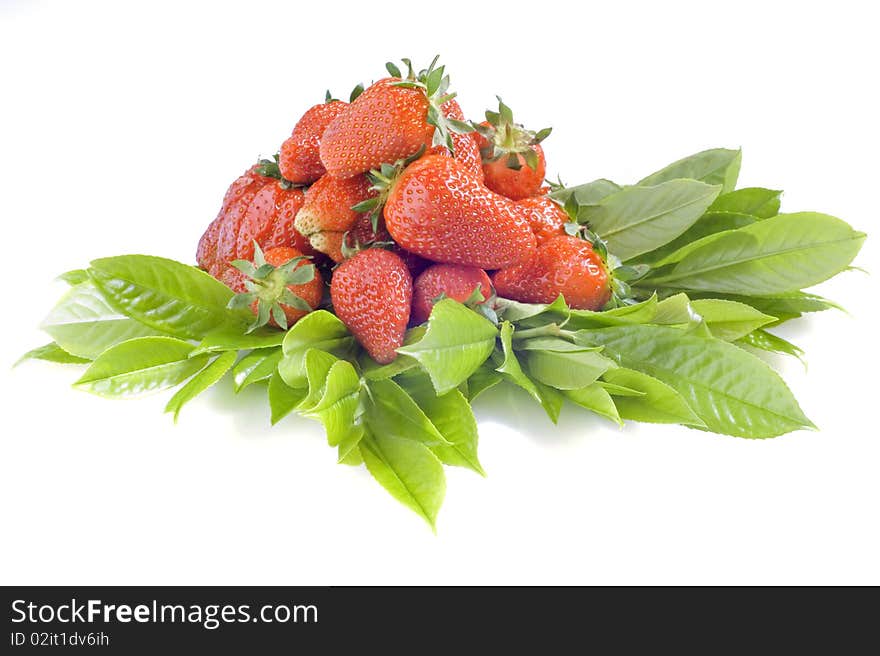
[293, 174, 374, 261]
[197, 165, 270, 274]
[383, 154, 536, 269]
[214, 173, 274, 276]
[411, 264, 492, 324]
[429, 99, 483, 181]
[279, 100, 348, 184]
[515, 195, 568, 244]
[263, 187, 314, 255]
[235, 180, 284, 261]
[319, 77, 433, 179]
[228, 245, 323, 331]
[330, 248, 412, 364]
[474, 98, 551, 200]
[493, 235, 611, 310]
[319, 59, 473, 179]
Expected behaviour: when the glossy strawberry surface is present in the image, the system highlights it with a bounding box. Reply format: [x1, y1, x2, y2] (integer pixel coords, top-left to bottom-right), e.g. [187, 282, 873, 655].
[493, 234, 611, 310]
[259, 246, 323, 326]
[515, 195, 569, 244]
[411, 264, 492, 324]
[294, 174, 374, 261]
[319, 78, 434, 179]
[279, 101, 348, 184]
[384, 155, 536, 269]
[330, 248, 412, 364]
[480, 141, 546, 200]
[429, 99, 483, 181]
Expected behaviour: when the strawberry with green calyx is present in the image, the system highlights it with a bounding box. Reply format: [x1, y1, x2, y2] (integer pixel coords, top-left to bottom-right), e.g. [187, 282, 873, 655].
[227, 244, 322, 332]
[493, 234, 611, 311]
[515, 195, 569, 244]
[319, 56, 474, 179]
[383, 154, 537, 269]
[330, 248, 413, 364]
[411, 264, 494, 324]
[474, 97, 551, 200]
[294, 173, 375, 262]
[428, 98, 484, 181]
[279, 92, 350, 185]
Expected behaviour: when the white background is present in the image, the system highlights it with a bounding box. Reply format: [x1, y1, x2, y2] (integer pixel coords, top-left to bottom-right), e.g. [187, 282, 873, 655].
[1, 0, 877, 585]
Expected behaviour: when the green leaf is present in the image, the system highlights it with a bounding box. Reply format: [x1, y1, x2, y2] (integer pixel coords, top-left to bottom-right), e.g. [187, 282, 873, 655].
[397, 299, 497, 395]
[651, 293, 700, 325]
[89, 255, 248, 339]
[647, 212, 866, 294]
[268, 371, 307, 425]
[688, 291, 843, 319]
[192, 326, 284, 355]
[361, 326, 424, 381]
[165, 351, 236, 421]
[41, 281, 168, 359]
[637, 148, 742, 193]
[564, 384, 622, 425]
[74, 336, 209, 398]
[579, 179, 722, 261]
[689, 299, 776, 341]
[296, 349, 340, 412]
[520, 341, 615, 390]
[708, 187, 782, 218]
[601, 368, 704, 427]
[634, 210, 756, 266]
[495, 322, 560, 423]
[580, 325, 813, 437]
[303, 360, 362, 446]
[549, 178, 620, 205]
[57, 269, 90, 285]
[232, 348, 281, 392]
[399, 373, 485, 476]
[279, 310, 354, 387]
[16, 342, 91, 367]
[337, 426, 365, 465]
[737, 329, 805, 361]
[363, 378, 450, 446]
[496, 295, 570, 323]
[466, 363, 503, 401]
[360, 431, 445, 530]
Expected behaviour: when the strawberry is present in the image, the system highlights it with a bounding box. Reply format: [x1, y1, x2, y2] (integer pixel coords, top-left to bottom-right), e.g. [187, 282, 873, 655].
[319, 58, 473, 179]
[263, 186, 314, 255]
[198, 165, 272, 275]
[429, 99, 483, 181]
[228, 245, 323, 331]
[474, 98, 551, 200]
[293, 174, 374, 262]
[330, 248, 412, 364]
[279, 97, 348, 184]
[492, 235, 611, 310]
[411, 264, 492, 324]
[383, 154, 536, 269]
[515, 195, 569, 244]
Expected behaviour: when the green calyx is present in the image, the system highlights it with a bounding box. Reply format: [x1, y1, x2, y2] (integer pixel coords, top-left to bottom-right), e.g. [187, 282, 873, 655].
[386, 56, 474, 154]
[350, 145, 426, 233]
[475, 97, 551, 171]
[254, 154, 301, 190]
[558, 199, 639, 309]
[227, 243, 316, 333]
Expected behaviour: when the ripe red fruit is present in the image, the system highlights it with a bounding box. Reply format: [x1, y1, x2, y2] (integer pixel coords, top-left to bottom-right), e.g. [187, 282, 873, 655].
[480, 142, 546, 200]
[515, 196, 569, 244]
[279, 100, 348, 184]
[197, 166, 272, 275]
[493, 235, 611, 310]
[411, 264, 492, 324]
[263, 187, 314, 255]
[294, 174, 374, 261]
[227, 245, 323, 331]
[429, 99, 483, 182]
[383, 154, 536, 269]
[319, 78, 434, 179]
[474, 98, 551, 200]
[330, 249, 412, 364]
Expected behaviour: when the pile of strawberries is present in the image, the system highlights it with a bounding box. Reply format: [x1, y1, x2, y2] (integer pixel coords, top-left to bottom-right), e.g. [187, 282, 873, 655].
[196, 59, 611, 364]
